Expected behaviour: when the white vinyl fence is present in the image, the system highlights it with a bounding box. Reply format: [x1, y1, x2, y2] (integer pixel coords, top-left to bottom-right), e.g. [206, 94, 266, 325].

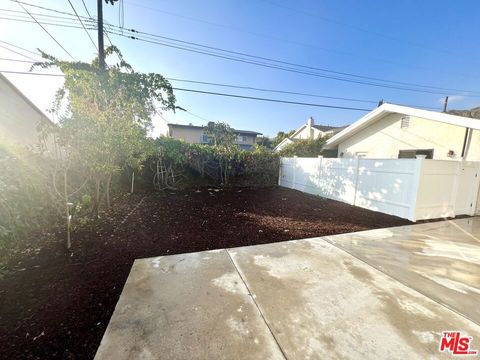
[279, 156, 480, 221]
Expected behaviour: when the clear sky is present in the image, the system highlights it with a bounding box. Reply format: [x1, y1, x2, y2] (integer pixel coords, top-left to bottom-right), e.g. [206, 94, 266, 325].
[1, 0, 480, 137]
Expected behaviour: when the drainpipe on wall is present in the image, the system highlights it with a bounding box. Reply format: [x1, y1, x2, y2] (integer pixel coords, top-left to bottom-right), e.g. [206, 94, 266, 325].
[461, 128, 472, 161]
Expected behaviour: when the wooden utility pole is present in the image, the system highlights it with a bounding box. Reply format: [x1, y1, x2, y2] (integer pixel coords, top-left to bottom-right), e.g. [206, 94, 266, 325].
[97, 0, 118, 69]
[443, 96, 449, 112]
[97, 0, 105, 69]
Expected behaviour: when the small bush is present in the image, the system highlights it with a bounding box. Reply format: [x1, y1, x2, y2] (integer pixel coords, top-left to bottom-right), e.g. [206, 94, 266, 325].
[142, 138, 279, 189]
[278, 137, 327, 157]
[0, 143, 58, 258]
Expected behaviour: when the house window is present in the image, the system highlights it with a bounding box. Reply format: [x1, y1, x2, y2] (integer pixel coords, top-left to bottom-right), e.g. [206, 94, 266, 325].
[200, 134, 209, 143]
[398, 149, 434, 159]
[400, 116, 410, 129]
[237, 135, 247, 143]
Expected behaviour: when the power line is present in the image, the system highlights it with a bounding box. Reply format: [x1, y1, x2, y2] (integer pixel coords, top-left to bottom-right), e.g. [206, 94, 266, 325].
[0, 70, 64, 76]
[171, 87, 372, 111]
[77, 1, 118, 61]
[0, 44, 39, 61]
[81, 0, 92, 17]
[5, 1, 479, 96]
[0, 69, 444, 111]
[166, 77, 441, 110]
[124, 0, 475, 80]
[0, 57, 36, 63]
[14, 1, 76, 60]
[66, 0, 98, 51]
[106, 27, 479, 95]
[257, 0, 467, 60]
[0, 39, 42, 57]
[109, 30, 474, 97]
[8, 0, 89, 18]
[166, 77, 377, 104]
[0, 15, 93, 30]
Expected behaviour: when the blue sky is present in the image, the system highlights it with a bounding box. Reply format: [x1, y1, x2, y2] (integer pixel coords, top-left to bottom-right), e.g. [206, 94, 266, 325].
[1, 0, 480, 137]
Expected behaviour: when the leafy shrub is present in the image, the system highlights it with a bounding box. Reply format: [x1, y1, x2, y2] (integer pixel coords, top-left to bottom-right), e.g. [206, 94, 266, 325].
[0, 143, 58, 259]
[278, 137, 327, 157]
[234, 146, 279, 186]
[143, 138, 279, 189]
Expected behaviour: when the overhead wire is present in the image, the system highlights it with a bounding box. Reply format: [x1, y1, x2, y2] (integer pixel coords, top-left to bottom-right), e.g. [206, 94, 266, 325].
[14, 1, 76, 60]
[5, 1, 479, 96]
[66, 0, 98, 51]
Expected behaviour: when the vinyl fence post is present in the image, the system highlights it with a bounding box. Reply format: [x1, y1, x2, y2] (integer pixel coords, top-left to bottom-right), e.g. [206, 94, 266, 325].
[292, 156, 297, 190]
[317, 155, 323, 188]
[409, 155, 426, 222]
[278, 157, 282, 186]
[451, 161, 461, 217]
[352, 156, 361, 206]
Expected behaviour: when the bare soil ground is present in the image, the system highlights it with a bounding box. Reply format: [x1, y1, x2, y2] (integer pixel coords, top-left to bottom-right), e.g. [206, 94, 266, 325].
[0, 186, 411, 359]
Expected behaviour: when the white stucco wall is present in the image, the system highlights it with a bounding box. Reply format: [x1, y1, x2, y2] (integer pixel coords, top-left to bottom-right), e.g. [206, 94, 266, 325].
[337, 113, 473, 160]
[0, 75, 53, 150]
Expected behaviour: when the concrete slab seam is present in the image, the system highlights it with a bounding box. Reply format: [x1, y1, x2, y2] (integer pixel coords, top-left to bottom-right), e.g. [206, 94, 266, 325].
[448, 220, 480, 244]
[321, 237, 480, 327]
[224, 249, 289, 360]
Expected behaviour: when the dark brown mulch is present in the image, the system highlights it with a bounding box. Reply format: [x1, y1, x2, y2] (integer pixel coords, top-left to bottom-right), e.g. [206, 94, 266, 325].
[0, 186, 411, 359]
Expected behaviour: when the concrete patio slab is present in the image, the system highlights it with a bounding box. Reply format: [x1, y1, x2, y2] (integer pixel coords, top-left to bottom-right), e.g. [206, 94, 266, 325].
[96, 218, 480, 359]
[324, 218, 480, 324]
[95, 250, 285, 360]
[229, 238, 480, 359]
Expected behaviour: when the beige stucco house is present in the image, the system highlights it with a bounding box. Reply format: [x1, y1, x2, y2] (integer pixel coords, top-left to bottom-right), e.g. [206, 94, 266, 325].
[0, 73, 54, 151]
[325, 103, 480, 161]
[167, 123, 262, 150]
[273, 117, 346, 152]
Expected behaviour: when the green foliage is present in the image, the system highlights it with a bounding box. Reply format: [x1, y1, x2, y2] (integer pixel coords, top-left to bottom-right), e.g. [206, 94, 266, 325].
[278, 137, 327, 157]
[0, 144, 66, 262]
[35, 46, 178, 211]
[271, 130, 295, 149]
[255, 136, 273, 149]
[145, 138, 279, 188]
[203, 121, 236, 146]
[236, 146, 279, 185]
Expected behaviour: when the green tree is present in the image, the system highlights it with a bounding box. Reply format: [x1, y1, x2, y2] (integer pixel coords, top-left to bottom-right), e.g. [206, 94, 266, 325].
[271, 130, 295, 148]
[204, 121, 236, 146]
[36, 46, 178, 214]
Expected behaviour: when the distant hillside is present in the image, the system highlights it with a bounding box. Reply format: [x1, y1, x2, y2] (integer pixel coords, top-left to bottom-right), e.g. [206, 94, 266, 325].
[448, 107, 480, 119]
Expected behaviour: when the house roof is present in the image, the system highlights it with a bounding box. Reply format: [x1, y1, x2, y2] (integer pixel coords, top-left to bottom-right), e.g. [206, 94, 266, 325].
[0, 73, 54, 126]
[312, 124, 339, 132]
[272, 137, 294, 151]
[290, 123, 345, 139]
[167, 123, 262, 135]
[325, 103, 480, 148]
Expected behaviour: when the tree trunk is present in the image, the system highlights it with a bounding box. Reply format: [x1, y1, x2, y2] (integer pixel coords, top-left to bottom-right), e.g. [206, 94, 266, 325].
[130, 171, 135, 193]
[92, 177, 101, 217]
[63, 169, 71, 249]
[106, 174, 112, 209]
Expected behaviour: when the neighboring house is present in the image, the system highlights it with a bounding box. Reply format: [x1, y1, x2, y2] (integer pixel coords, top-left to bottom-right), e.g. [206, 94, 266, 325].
[273, 117, 346, 152]
[0, 73, 54, 151]
[325, 103, 480, 161]
[166, 123, 262, 150]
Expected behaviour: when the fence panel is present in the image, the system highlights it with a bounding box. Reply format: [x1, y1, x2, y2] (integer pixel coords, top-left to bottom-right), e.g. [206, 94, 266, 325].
[414, 160, 458, 220]
[355, 159, 417, 220]
[279, 156, 480, 221]
[280, 157, 419, 219]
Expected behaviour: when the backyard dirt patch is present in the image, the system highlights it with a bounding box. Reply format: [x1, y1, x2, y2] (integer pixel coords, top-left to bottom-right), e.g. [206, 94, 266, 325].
[0, 186, 411, 359]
